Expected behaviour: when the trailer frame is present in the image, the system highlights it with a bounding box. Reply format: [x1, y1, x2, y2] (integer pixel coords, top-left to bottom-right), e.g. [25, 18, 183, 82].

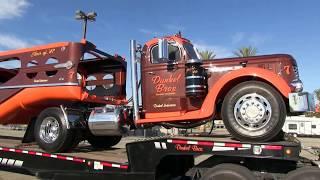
[1, 134, 316, 180]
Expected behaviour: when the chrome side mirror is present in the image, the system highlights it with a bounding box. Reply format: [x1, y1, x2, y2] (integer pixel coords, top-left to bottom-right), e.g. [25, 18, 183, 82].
[158, 38, 168, 59]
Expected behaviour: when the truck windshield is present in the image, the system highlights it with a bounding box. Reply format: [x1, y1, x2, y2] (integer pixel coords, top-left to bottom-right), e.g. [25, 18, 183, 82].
[183, 43, 200, 59]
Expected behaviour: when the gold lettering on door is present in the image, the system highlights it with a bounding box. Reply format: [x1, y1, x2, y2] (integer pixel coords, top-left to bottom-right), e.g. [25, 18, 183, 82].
[151, 74, 181, 95]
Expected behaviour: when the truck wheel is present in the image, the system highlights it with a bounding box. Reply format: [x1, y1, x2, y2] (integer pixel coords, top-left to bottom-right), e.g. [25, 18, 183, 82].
[201, 163, 255, 180]
[285, 167, 320, 180]
[87, 135, 122, 149]
[34, 107, 75, 153]
[222, 81, 286, 142]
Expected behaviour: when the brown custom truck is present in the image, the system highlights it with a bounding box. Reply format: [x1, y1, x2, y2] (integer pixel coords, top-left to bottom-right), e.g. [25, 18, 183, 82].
[0, 31, 311, 153]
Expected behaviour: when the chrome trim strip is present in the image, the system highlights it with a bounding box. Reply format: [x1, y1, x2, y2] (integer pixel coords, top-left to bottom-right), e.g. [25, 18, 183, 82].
[186, 90, 206, 93]
[0, 82, 79, 89]
[60, 105, 70, 129]
[186, 58, 202, 64]
[54, 61, 73, 70]
[186, 76, 203, 79]
[186, 85, 206, 88]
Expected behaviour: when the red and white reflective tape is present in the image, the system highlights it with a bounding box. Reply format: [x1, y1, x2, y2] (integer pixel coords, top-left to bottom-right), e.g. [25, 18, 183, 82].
[0, 146, 128, 169]
[154, 142, 168, 149]
[167, 139, 252, 151]
[261, 145, 283, 150]
[93, 161, 128, 170]
[0, 147, 85, 163]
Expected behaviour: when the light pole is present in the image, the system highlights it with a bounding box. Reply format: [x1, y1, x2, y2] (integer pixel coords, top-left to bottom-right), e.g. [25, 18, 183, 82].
[75, 10, 97, 40]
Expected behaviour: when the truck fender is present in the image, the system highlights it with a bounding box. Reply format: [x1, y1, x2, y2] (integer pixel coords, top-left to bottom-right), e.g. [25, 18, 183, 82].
[201, 67, 291, 116]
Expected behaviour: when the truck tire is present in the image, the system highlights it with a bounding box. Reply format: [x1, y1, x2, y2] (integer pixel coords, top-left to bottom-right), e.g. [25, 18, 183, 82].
[285, 167, 320, 180]
[222, 81, 286, 142]
[201, 163, 256, 180]
[87, 135, 122, 149]
[34, 107, 75, 153]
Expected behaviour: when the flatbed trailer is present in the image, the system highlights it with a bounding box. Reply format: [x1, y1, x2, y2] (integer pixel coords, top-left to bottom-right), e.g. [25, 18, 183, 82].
[0, 134, 320, 180]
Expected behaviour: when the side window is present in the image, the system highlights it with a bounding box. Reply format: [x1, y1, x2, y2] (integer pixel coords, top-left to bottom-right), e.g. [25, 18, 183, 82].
[151, 45, 160, 64]
[168, 45, 180, 61]
[151, 44, 181, 64]
[288, 124, 297, 130]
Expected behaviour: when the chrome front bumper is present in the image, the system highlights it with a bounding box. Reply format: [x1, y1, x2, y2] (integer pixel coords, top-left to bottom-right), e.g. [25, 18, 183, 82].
[289, 92, 315, 112]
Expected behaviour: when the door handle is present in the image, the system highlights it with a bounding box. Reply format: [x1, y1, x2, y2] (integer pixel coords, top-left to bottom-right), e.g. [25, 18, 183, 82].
[148, 72, 155, 75]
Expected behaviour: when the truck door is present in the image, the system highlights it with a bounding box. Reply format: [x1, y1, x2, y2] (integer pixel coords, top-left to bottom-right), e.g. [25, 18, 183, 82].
[141, 42, 186, 114]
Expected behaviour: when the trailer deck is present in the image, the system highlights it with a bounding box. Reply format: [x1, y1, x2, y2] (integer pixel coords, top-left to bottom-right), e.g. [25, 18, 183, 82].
[0, 130, 306, 180]
[0, 135, 129, 164]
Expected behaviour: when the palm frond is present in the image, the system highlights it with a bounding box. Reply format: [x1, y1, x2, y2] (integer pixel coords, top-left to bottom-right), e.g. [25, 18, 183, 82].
[233, 46, 257, 57]
[197, 49, 216, 60]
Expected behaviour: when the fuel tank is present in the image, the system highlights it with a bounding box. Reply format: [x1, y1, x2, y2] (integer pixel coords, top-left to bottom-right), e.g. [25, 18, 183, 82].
[88, 105, 128, 136]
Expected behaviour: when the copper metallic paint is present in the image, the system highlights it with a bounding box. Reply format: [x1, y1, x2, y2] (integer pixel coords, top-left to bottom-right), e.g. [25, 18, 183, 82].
[138, 35, 296, 124]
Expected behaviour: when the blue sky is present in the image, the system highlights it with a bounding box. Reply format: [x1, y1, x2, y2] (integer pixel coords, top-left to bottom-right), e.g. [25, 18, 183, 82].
[0, 0, 320, 94]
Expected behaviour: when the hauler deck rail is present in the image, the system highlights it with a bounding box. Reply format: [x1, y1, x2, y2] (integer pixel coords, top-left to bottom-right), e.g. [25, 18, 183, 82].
[1, 134, 319, 180]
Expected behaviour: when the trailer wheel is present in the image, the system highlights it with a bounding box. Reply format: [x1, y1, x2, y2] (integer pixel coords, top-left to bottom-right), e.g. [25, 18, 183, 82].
[222, 81, 286, 142]
[286, 167, 320, 180]
[201, 163, 255, 180]
[34, 107, 75, 153]
[87, 135, 122, 149]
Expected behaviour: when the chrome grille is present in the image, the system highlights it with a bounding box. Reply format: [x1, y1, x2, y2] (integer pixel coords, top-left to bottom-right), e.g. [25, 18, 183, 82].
[293, 65, 299, 78]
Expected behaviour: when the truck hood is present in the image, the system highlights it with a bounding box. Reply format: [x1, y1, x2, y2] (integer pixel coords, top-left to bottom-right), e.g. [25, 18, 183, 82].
[203, 54, 296, 66]
[202, 54, 298, 87]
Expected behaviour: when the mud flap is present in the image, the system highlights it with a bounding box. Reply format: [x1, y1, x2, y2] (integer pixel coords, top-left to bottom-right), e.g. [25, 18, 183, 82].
[22, 118, 36, 143]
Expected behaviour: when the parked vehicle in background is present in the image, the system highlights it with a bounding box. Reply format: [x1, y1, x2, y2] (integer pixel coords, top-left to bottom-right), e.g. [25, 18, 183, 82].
[283, 116, 320, 136]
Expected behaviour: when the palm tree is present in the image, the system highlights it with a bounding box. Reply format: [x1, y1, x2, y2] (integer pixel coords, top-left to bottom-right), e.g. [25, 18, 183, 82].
[233, 46, 257, 57]
[197, 49, 216, 60]
[314, 89, 320, 101]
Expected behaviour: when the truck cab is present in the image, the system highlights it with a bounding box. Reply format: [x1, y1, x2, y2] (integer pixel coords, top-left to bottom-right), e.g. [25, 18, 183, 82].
[131, 33, 311, 142]
[141, 35, 197, 114]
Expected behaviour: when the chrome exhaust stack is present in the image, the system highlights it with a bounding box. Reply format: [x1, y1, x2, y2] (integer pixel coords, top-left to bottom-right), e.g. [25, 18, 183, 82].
[130, 40, 140, 121]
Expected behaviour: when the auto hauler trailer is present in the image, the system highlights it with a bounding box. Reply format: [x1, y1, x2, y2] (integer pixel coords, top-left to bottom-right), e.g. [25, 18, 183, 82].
[0, 134, 320, 180]
[0, 12, 313, 154]
[0, 11, 318, 179]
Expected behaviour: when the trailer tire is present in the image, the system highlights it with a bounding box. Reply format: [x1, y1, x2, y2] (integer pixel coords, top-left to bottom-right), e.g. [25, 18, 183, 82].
[201, 163, 255, 180]
[87, 135, 122, 149]
[285, 167, 320, 180]
[34, 107, 75, 153]
[222, 81, 286, 142]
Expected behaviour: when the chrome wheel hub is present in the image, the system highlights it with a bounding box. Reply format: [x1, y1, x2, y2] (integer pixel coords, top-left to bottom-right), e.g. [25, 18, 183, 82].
[234, 93, 272, 131]
[40, 117, 60, 143]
